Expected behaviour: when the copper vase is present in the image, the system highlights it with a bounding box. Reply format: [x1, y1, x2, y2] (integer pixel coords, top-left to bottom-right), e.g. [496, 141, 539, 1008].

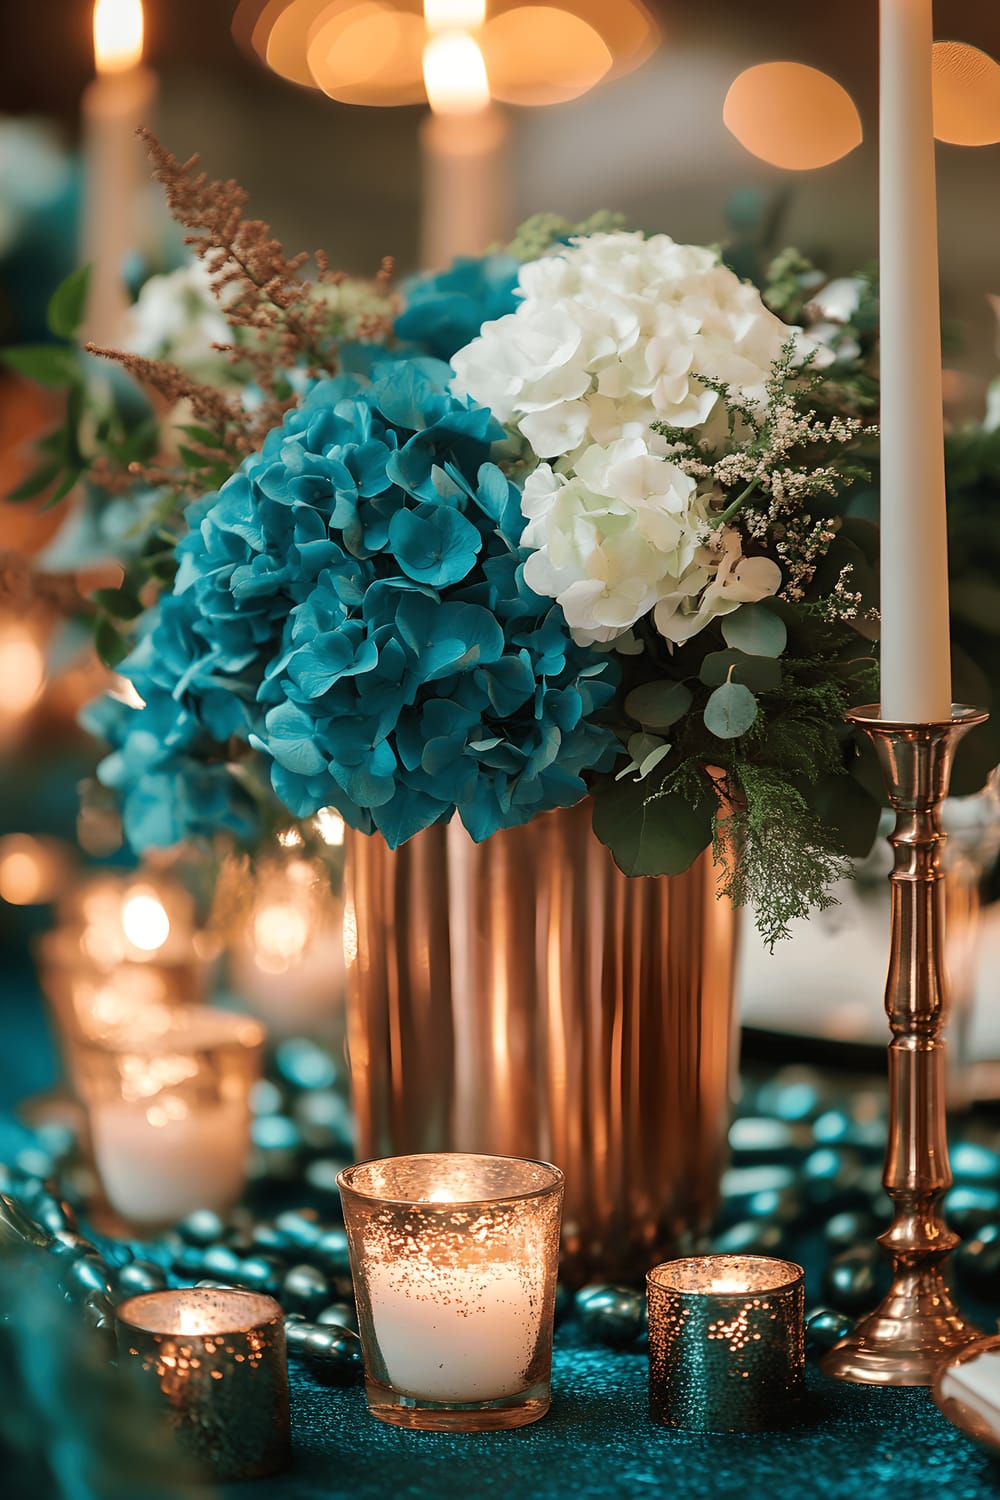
[344, 801, 738, 1284]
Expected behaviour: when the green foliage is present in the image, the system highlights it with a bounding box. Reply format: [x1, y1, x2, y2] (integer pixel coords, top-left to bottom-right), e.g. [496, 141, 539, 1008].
[2, 343, 81, 387]
[47, 265, 92, 340]
[703, 679, 758, 738]
[700, 650, 782, 693]
[506, 210, 629, 262]
[722, 601, 787, 657]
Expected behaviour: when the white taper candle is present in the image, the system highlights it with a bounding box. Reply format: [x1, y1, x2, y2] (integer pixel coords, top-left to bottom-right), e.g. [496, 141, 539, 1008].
[879, 0, 952, 722]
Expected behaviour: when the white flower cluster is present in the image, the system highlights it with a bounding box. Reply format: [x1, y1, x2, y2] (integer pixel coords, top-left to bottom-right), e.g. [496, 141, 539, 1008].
[126, 261, 233, 376]
[452, 231, 797, 647]
[521, 440, 780, 646]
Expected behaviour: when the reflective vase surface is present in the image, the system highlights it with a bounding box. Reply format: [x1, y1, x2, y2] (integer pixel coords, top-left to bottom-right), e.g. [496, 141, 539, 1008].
[344, 800, 738, 1284]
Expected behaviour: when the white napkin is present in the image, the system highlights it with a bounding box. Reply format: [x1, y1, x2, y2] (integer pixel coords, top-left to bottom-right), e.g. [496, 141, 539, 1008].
[940, 1350, 1000, 1439]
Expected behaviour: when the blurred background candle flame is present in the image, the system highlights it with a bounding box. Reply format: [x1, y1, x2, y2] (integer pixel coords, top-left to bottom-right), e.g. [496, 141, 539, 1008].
[423, 30, 491, 115]
[94, 0, 145, 74]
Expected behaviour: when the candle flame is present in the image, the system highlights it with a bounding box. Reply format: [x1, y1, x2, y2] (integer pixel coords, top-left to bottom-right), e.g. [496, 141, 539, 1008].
[423, 31, 490, 115]
[177, 1306, 211, 1336]
[121, 890, 171, 952]
[424, 0, 486, 33]
[313, 807, 346, 846]
[94, 0, 144, 74]
[708, 1277, 751, 1294]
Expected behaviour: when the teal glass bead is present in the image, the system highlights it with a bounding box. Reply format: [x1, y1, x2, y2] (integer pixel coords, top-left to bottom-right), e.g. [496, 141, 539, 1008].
[65, 1255, 113, 1299]
[822, 1246, 879, 1313]
[50, 1230, 99, 1260]
[318, 1301, 359, 1332]
[294, 1091, 353, 1152]
[304, 1158, 348, 1197]
[950, 1143, 1000, 1184]
[944, 1185, 1000, 1235]
[283, 1263, 331, 1315]
[285, 1320, 363, 1383]
[728, 1118, 802, 1159]
[805, 1306, 855, 1353]
[238, 1254, 284, 1296]
[0, 1193, 52, 1250]
[200, 1245, 244, 1278]
[274, 1209, 323, 1247]
[823, 1211, 876, 1248]
[711, 1220, 785, 1255]
[116, 1260, 168, 1296]
[575, 1285, 646, 1348]
[275, 1039, 338, 1091]
[178, 1209, 227, 1246]
[314, 1227, 351, 1273]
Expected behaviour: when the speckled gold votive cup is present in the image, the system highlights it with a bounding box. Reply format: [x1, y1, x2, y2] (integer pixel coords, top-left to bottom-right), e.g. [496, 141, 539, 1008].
[647, 1254, 805, 1432]
[116, 1288, 290, 1479]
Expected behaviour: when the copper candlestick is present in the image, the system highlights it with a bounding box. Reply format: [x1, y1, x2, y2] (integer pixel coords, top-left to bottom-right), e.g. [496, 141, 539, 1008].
[822, 704, 988, 1387]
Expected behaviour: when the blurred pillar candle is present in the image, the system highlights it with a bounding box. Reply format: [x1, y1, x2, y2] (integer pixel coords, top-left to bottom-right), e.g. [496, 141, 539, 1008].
[339, 1152, 563, 1430]
[82, 0, 158, 342]
[419, 23, 511, 269]
[878, 0, 951, 721]
[116, 1288, 290, 1481]
[77, 1009, 263, 1227]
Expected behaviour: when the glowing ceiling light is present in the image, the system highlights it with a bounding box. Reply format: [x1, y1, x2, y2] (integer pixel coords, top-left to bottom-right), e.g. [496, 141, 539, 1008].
[94, 0, 144, 74]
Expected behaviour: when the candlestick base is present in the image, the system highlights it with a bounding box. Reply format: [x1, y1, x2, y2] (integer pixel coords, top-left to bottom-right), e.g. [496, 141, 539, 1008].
[364, 1377, 550, 1432]
[821, 705, 988, 1388]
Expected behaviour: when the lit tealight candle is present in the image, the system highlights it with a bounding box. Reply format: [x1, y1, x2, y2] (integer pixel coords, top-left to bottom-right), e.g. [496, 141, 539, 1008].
[77, 1008, 263, 1227]
[82, 0, 158, 343]
[116, 1288, 290, 1481]
[339, 1152, 564, 1431]
[647, 1254, 805, 1432]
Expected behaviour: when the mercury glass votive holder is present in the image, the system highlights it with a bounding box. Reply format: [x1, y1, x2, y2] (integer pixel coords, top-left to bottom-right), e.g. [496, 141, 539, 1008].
[338, 1152, 565, 1432]
[116, 1288, 290, 1481]
[75, 1008, 264, 1230]
[647, 1254, 805, 1432]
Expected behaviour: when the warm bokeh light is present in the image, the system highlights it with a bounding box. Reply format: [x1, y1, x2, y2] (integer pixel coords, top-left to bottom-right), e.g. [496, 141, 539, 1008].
[932, 41, 1000, 146]
[252, 902, 311, 971]
[0, 835, 65, 906]
[484, 7, 611, 107]
[234, 0, 658, 106]
[424, 0, 485, 32]
[306, 3, 426, 104]
[93, 0, 144, 74]
[313, 807, 346, 846]
[0, 620, 46, 720]
[121, 891, 172, 952]
[723, 62, 863, 171]
[424, 31, 491, 114]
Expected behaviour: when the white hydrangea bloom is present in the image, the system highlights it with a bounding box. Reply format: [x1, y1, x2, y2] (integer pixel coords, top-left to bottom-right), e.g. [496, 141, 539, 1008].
[126, 261, 233, 374]
[519, 436, 779, 647]
[451, 230, 802, 461]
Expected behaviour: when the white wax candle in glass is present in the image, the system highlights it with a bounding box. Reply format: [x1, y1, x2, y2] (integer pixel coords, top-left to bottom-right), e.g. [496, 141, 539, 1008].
[339, 1152, 564, 1431]
[77, 1008, 263, 1228]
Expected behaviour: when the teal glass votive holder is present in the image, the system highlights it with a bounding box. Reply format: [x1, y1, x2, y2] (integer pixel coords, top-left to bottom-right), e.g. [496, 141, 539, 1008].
[647, 1254, 805, 1432]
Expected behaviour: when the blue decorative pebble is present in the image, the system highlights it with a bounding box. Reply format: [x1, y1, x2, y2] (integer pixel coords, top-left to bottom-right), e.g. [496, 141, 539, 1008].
[575, 1285, 646, 1349]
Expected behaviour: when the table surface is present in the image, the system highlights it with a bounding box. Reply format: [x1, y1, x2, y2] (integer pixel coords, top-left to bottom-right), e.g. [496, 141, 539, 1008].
[3, 960, 1000, 1500]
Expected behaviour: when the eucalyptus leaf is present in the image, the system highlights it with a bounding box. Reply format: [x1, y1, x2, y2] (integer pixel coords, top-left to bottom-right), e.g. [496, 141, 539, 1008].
[46, 265, 92, 341]
[704, 680, 757, 739]
[721, 603, 787, 658]
[2, 344, 81, 388]
[700, 649, 782, 693]
[95, 616, 128, 668]
[43, 467, 83, 508]
[624, 679, 693, 729]
[592, 780, 714, 877]
[7, 459, 62, 502]
[93, 583, 144, 621]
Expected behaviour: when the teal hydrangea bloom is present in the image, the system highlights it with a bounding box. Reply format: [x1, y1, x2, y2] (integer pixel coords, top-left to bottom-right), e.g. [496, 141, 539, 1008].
[394, 254, 520, 362]
[92, 358, 620, 850]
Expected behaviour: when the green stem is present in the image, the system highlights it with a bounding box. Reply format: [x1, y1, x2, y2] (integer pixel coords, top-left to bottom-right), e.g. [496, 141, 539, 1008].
[711, 474, 763, 529]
